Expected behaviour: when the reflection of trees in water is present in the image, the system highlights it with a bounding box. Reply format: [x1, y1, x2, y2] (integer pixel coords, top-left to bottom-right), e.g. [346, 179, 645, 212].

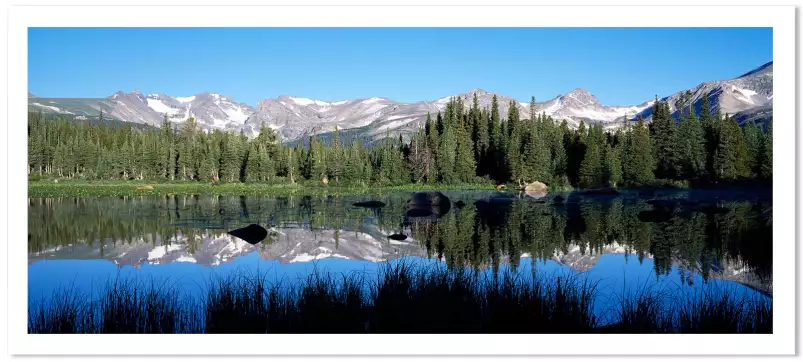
[408, 196, 772, 287]
[29, 194, 772, 287]
[28, 194, 412, 255]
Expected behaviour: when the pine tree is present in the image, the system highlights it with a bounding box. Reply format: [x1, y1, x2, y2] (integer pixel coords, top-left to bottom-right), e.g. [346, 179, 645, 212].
[425, 112, 440, 182]
[650, 99, 679, 179]
[700, 93, 718, 180]
[328, 126, 343, 184]
[522, 114, 551, 183]
[743, 121, 765, 178]
[437, 101, 457, 183]
[761, 120, 772, 179]
[506, 100, 523, 184]
[473, 96, 489, 177]
[715, 114, 750, 180]
[488, 95, 506, 182]
[579, 123, 603, 188]
[244, 142, 260, 182]
[623, 116, 654, 185]
[454, 113, 476, 182]
[604, 143, 622, 187]
[677, 102, 706, 180]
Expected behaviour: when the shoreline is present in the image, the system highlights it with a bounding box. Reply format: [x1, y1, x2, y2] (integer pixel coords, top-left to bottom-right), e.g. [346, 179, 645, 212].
[28, 180, 772, 198]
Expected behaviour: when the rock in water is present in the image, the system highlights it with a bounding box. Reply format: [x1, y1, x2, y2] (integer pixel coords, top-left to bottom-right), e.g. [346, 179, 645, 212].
[353, 200, 386, 208]
[227, 224, 268, 245]
[406, 191, 451, 219]
[455, 200, 466, 208]
[388, 234, 408, 241]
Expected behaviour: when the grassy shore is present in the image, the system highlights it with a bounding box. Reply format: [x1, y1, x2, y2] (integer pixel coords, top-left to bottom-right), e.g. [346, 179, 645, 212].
[29, 263, 771, 334]
[27, 180, 499, 197]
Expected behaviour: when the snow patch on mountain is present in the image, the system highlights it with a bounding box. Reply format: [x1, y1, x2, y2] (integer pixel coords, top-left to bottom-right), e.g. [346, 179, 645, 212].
[176, 96, 196, 103]
[146, 98, 180, 115]
[31, 102, 73, 114]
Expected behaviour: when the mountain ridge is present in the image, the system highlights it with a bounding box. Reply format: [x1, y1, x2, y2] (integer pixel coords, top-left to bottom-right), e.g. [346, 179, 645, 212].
[28, 61, 773, 142]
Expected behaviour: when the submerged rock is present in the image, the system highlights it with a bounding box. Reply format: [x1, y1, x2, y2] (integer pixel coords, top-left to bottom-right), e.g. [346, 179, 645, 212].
[227, 224, 268, 245]
[353, 200, 386, 208]
[405, 191, 451, 219]
[455, 200, 466, 208]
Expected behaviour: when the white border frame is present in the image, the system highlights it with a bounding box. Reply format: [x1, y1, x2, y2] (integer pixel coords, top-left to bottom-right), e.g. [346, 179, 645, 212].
[6, 4, 795, 356]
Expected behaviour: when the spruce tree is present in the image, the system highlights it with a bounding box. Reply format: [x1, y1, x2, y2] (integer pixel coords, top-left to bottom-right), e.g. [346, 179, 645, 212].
[677, 102, 706, 180]
[437, 101, 457, 183]
[650, 100, 679, 179]
[715, 114, 750, 180]
[506, 100, 523, 184]
[761, 120, 772, 179]
[425, 112, 440, 182]
[454, 115, 476, 182]
[623, 116, 654, 185]
[743, 121, 765, 177]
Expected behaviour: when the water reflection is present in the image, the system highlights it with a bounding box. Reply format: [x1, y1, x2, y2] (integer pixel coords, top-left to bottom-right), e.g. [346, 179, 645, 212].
[28, 189, 772, 296]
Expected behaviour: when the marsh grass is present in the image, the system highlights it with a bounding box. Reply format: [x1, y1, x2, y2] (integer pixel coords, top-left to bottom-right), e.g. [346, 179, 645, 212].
[29, 264, 771, 334]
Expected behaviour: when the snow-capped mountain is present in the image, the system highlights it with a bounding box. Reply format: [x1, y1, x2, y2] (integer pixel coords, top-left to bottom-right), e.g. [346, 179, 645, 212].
[28, 90, 256, 131]
[635, 61, 773, 125]
[28, 61, 772, 141]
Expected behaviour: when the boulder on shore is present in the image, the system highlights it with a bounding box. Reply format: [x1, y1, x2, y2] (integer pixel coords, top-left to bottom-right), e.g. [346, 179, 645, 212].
[522, 181, 548, 192]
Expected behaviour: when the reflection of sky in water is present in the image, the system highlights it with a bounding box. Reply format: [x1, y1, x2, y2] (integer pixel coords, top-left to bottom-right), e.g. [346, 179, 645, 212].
[29, 253, 768, 322]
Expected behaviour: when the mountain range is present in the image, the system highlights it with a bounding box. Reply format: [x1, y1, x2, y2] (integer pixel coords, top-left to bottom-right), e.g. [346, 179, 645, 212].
[28, 61, 773, 142]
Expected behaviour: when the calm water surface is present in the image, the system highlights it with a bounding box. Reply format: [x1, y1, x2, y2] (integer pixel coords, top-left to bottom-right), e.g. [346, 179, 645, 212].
[28, 189, 772, 319]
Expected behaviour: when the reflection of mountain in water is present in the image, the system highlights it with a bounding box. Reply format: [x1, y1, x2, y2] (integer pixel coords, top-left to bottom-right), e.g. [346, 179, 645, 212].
[29, 227, 427, 267]
[28, 191, 772, 295]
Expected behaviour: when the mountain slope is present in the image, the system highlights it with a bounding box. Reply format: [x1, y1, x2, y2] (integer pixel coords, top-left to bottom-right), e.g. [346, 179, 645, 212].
[635, 61, 773, 125]
[28, 61, 772, 141]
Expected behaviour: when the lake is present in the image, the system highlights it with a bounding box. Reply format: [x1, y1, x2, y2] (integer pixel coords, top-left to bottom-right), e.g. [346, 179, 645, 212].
[28, 188, 772, 331]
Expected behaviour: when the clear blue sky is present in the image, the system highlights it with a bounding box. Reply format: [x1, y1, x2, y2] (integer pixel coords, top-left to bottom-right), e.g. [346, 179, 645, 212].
[28, 27, 772, 106]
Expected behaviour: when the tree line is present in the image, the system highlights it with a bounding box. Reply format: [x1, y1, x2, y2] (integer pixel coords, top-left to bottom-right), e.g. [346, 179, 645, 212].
[27, 91, 772, 188]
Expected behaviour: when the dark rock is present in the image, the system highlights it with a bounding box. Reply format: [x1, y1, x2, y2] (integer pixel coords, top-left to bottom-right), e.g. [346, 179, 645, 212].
[388, 234, 408, 241]
[406, 191, 451, 219]
[553, 195, 565, 203]
[227, 224, 268, 245]
[353, 200, 386, 208]
[455, 200, 466, 208]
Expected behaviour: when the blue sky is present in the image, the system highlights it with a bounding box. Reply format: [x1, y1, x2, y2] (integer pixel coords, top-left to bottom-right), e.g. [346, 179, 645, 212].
[28, 27, 772, 106]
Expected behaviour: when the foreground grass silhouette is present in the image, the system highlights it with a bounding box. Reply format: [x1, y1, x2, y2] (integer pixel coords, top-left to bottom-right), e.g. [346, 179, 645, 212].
[29, 263, 771, 334]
